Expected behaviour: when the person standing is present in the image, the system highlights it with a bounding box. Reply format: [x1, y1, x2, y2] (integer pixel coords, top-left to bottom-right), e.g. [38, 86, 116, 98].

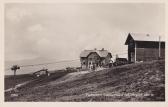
[109, 60, 113, 68]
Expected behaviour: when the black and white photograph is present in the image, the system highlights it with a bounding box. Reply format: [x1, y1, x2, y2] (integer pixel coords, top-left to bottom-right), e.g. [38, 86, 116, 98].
[3, 2, 166, 102]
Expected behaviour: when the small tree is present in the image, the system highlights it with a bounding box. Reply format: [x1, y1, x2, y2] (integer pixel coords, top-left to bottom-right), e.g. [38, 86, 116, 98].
[11, 65, 20, 88]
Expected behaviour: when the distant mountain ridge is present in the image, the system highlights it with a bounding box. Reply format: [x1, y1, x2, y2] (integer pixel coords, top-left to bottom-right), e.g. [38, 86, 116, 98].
[5, 57, 80, 75]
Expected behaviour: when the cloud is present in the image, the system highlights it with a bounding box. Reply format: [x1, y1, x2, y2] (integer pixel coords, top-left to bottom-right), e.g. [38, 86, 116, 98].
[6, 7, 31, 22]
[5, 3, 164, 62]
[27, 24, 44, 32]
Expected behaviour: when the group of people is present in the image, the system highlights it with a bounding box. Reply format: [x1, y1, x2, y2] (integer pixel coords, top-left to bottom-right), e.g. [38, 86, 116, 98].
[89, 63, 96, 71]
[88, 60, 113, 71]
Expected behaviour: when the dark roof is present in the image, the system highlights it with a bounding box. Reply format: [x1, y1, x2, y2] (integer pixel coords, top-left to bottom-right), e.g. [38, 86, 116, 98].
[80, 49, 112, 58]
[116, 58, 128, 61]
[125, 33, 165, 45]
[33, 69, 48, 74]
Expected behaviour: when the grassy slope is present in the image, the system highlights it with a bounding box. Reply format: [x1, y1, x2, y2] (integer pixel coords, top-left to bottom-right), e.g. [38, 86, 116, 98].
[5, 70, 68, 90]
[5, 60, 165, 102]
[5, 74, 35, 90]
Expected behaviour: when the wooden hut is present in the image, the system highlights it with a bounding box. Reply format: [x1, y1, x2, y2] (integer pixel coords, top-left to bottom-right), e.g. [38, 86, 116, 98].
[125, 33, 165, 63]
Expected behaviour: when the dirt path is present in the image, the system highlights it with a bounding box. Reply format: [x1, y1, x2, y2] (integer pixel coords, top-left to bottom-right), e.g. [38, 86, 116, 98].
[5, 68, 107, 92]
[49, 70, 90, 85]
[5, 80, 33, 93]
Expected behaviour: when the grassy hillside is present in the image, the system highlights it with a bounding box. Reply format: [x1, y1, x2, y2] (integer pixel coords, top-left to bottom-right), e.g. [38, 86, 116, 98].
[5, 60, 165, 101]
[5, 74, 34, 90]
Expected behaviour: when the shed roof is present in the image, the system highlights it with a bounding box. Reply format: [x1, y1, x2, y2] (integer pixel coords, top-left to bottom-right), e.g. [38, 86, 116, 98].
[80, 49, 112, 58]
[125, 33, 165, 45]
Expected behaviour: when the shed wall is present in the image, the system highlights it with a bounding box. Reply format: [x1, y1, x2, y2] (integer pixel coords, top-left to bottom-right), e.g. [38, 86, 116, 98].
[136, 48, 165, 61]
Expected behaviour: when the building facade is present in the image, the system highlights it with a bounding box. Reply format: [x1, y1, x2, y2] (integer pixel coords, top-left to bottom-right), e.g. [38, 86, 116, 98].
[80, 48, 112, 69]
[125, 33, 165, 63]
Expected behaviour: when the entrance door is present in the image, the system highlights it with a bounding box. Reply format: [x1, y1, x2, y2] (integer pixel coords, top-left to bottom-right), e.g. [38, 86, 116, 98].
[131, 52, 135, 62]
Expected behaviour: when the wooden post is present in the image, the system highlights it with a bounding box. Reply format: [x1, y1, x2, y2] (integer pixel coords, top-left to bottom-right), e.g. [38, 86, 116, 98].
[13, 69, 16, 88]
[135, 42, 137, 63]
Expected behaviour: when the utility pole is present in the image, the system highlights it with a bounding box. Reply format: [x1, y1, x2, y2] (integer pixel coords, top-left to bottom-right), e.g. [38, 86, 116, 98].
[11, 65, 20, 89]
[135, 42, 137, 63]
[159, 36, 161, 59]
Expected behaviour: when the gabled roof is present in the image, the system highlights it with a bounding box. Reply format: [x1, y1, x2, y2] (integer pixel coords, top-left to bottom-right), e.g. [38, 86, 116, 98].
[125, 33, 165, 45]
[33, 69, 48, 74]
[80, 50, 93, 58]
[80, 49, 112, 58]
[97, 50, 111, 57]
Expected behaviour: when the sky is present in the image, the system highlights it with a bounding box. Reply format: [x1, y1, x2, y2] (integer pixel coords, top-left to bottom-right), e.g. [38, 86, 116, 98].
[5, 3, 165, 62]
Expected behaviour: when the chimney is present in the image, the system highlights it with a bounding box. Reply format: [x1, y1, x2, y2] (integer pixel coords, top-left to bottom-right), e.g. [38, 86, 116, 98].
[101, 48, 104, 51]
